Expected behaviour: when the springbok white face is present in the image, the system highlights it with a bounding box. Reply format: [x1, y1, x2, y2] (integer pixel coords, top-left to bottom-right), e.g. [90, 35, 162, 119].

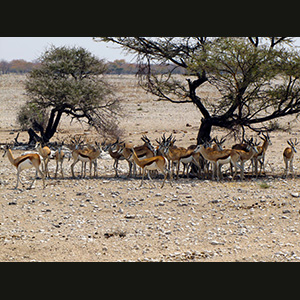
[194, 144, 201, 153]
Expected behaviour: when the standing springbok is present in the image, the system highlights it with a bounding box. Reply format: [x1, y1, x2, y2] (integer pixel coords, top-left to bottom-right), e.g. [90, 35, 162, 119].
[118, 145, 172, 188]
[35, 142, 51, 178]
[71, 142, 101, 178]
[2, 145, 45, 190]
[283, 138, 299, 178]
[102, 139, 127, 178]
[251, 132, 272, 177]
[116, 138, 155, 177]
[54, 143, 65, 179]
[195, 142, 242, 181]
[156, 134, 195, 179]
[179, 144, 202, 179]
[234, 138, 259, 180]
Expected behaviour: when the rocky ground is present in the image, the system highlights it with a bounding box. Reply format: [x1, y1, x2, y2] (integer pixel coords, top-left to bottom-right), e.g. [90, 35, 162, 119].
[1, 74, 300, 262]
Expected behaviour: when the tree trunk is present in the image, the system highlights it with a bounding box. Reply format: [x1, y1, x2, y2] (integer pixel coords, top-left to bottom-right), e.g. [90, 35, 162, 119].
[27, 128, 42, 145]
[27, 109, 63, 144]
[43, 109, 63, 143]
[196, 117, 212, 144]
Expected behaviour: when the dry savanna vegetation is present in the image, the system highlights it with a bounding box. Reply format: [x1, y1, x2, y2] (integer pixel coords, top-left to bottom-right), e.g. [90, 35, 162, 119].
[1, 74, 300, 262]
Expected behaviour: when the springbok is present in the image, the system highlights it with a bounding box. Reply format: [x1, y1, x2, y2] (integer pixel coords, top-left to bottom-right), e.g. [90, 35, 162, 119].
[283, 138, 299, 178]
[71, 142, 101, 178]
[156, 134, 195, 179]
[195, 142, 242, 181]
[116, 137, 155, 177]
[2, 145, 45, 190]
[54, 143, 65, 179]
[35, 142, 51, 178]
[102, 139, 127, 177]
[234, 138, 259, 180]
[118, 145, 172, 188]
[251, 132, 272, 177]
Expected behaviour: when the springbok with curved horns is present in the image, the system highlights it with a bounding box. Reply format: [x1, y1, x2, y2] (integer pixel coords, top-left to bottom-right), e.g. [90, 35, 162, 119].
[2, 144, 45, 190]
[116, 137, 156, 177]
[195, 141, 242, 181]
[118, 143, 172, 188]
[283, 138, 299, 178]
[251, 132, 272, 177]
[234, 138, 259, 180]
[71, 142, 102, 178]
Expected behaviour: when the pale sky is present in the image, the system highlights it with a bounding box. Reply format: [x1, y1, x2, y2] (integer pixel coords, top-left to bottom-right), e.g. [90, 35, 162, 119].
[0, 37, 133, 62]
[1, 37, 300, 62]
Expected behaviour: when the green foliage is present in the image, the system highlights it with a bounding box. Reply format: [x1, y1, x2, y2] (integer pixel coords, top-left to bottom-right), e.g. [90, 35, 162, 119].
[17, 102, 48, 131]
[99, 37, 300, 139]
[18, 45, 120, 142]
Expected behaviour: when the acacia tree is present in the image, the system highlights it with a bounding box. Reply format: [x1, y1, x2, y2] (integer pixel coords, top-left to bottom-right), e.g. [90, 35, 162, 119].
[97, 37, 300, 142]
[18, 45, 120, 143]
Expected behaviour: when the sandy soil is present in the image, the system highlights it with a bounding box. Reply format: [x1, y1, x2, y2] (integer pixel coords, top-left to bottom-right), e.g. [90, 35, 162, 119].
[1, 74, 300, 262]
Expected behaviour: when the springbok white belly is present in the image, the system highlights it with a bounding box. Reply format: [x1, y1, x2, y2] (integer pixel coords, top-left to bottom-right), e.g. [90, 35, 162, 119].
[138, 155, 147, 160]
[145, 162, 158, 171]
[18, 158, 34, 170]
[217, 157, 231, 166]
[78, 155, 90, 162]
[181, 156, 193, 164]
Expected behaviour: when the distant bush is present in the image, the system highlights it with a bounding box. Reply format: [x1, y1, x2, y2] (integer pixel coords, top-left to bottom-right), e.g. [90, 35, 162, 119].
[0, 59, 40, 74]
[0, 58, 185, 75]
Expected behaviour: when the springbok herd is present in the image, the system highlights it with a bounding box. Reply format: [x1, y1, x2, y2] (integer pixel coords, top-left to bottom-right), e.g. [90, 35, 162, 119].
[1, 132, 299, 190]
